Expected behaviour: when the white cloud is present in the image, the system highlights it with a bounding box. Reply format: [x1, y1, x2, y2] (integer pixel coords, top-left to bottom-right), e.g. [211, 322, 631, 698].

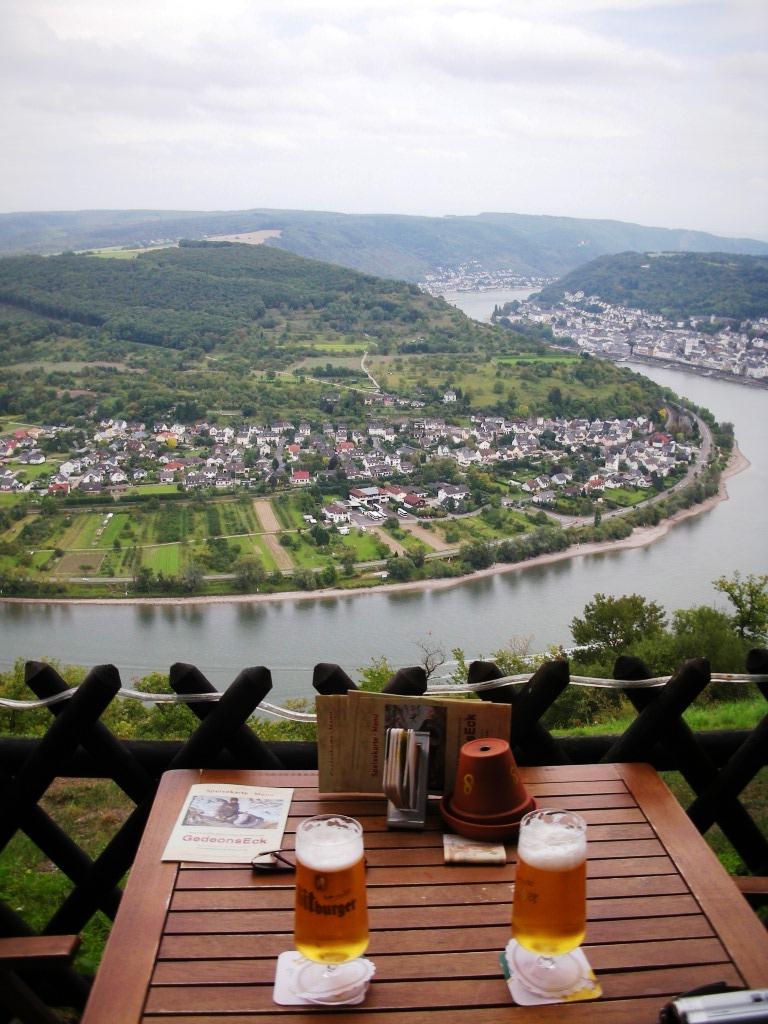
[0, 0, 765, 238]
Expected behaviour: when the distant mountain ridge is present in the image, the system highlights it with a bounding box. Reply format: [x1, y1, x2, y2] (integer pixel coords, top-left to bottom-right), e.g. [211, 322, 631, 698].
[535, 251, 768, 320]
[1, 208, 766, 281]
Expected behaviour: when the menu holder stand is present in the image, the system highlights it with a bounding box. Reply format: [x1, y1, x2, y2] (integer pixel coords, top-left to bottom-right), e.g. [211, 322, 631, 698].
[385, 730, 430, 830]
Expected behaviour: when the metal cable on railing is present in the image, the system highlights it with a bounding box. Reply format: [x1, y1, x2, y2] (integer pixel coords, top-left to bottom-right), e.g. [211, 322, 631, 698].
[1, 673, 766, 721]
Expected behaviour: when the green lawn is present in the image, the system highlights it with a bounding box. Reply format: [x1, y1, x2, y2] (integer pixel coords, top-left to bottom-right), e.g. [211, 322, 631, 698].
[13, 462, 54, 482]
[288, 537, 331, 569]
[218, 502, 253, 535]
[272, 496, 306, 530]
[338, 530, 386, 561]
[131, 484, 180, 496]
[497, 354, 579, 364]
[89, 250, 140, 259]
[306, 342, 367, 353]
[381, 524, 430, 556]
[239, 534, 280, 571]
[604, 488, 648, 507]
[96, 513, 131, 547]
[141, 544, 182, 574]
[434, 508, 531, 544]
[69, 512, 111, 549]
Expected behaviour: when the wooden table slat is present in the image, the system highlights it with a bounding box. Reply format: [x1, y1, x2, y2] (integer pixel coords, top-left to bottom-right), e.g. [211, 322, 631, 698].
[170, 873, 688, 914]
[176, 855, 678, 891]
[151, 936, 732, 986]
[158, 912, 717, 961]
[139, 1000, 684, 1024]
[163, 892, 704, 935]
[144, 963, 745, 1014]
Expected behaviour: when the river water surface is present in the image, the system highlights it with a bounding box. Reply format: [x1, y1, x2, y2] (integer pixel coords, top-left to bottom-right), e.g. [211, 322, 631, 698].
[1, 291, 766, 699]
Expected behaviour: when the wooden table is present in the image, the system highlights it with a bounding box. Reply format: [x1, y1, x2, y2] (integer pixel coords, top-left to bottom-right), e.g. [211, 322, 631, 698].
[81, 764, 768, 1024]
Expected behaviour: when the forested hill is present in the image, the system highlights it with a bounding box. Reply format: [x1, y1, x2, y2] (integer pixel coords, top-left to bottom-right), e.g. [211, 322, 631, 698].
[536, 252, 768, 320]
[1, 208, 767, 280]
[0, 241, 432, 351]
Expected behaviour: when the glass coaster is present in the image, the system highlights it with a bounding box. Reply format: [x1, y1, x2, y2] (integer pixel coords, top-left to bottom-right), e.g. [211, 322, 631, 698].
[500, 939, 602, 1006]
[273, 950, 375, 1006]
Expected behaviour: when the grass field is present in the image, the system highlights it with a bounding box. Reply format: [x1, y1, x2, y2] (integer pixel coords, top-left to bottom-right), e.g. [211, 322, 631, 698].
[497, 354, 579, 364]
[238, 534, 280, 571]
[141, 544, 182, 574]
[288, 536, 332, 569]
[306, 342, 367, 353]
[604, 487, 648, 507]
[338, 529, 387, 561]
[381, 524, 429, 556]
[98, 513, 131, 546]
[272, 496, 306, 530]
[432, 508, 531, 544]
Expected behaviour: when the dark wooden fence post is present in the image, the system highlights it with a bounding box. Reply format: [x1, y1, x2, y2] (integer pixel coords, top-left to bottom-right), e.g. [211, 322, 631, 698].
[312, 663, 427, 696]
[468, 659, 571, 765]
[0, 666, 121, 856]
[169, 663, 283, 769]
[612, 654, 768, 875]
[313, 663, 357, 694]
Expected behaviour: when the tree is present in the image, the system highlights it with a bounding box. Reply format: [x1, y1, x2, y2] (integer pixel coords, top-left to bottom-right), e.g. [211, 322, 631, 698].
[181, 562, 204, 592]
[234, 555, 267, 592]
[318, 563, 337, 587]
[414, 635, 446, 680]
[385, 555, 416, 581]
[713, 572, 768, 641]
[358, 655, 396, 692]
[570, 593, 666, 654]
[632, 605, 748, 675]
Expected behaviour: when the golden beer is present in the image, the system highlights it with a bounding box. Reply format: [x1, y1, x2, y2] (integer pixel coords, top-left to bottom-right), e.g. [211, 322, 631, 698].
[512, 810, 587, 956]
[294, 815, 369, 965]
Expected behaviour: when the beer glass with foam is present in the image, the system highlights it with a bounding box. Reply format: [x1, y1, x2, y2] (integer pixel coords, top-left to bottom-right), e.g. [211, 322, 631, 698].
[511, 809, 587, 995]
[293, 814, 370, 999]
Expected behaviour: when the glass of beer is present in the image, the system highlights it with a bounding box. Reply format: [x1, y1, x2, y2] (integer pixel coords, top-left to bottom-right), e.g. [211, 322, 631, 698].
[293, 814, 370, 1001]
[510, 808, 587, 996]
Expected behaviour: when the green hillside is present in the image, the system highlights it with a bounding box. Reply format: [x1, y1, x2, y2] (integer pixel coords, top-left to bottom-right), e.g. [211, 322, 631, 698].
[1, 208, 766, 280]
[0, 241, 667, 426]
[536, 251, 768, 320]
[0, 241, 435, 352]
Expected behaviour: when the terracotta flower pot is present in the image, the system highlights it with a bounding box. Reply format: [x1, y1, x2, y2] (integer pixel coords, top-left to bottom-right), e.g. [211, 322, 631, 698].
[439, 738, 535, 841]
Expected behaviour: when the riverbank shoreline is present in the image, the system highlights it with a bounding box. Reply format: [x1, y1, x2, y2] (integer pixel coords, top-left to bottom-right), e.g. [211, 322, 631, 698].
[1, 445, 750, 610]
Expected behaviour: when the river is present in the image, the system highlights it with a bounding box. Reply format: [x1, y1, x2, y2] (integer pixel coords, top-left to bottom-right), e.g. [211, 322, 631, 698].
[1, 291, 766, 700]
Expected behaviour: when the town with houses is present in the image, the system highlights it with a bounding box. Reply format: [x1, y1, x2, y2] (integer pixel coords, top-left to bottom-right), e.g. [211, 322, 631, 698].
[496, 292, 768, 384]
[1, 407, 695, 523]
[419, 261, 552, 296]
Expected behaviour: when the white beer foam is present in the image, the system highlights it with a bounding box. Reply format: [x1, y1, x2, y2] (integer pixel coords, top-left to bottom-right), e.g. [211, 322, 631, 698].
[297, 821, 364, 871]
[518, 817, 586, 872]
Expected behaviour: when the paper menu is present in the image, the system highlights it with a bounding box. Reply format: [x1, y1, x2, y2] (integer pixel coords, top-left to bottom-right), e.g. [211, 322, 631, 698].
[161, 783, 293, 863]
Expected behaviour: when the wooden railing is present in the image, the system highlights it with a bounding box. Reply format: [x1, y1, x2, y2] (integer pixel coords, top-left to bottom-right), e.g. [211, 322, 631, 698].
[0, 651, 766, 1021]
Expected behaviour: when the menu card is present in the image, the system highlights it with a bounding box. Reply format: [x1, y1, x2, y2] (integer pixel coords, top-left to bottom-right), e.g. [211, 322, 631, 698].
[316, 689, 511, 795]
[162, 783, 293, 863]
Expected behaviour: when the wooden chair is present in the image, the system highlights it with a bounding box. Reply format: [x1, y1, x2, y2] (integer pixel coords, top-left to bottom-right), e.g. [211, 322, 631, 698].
[0, 935, 80, 1024]
[734, 876, 768, 911]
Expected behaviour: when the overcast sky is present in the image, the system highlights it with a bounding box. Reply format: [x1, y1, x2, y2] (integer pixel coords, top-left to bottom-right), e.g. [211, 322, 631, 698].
[2, 0, 766, 240]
